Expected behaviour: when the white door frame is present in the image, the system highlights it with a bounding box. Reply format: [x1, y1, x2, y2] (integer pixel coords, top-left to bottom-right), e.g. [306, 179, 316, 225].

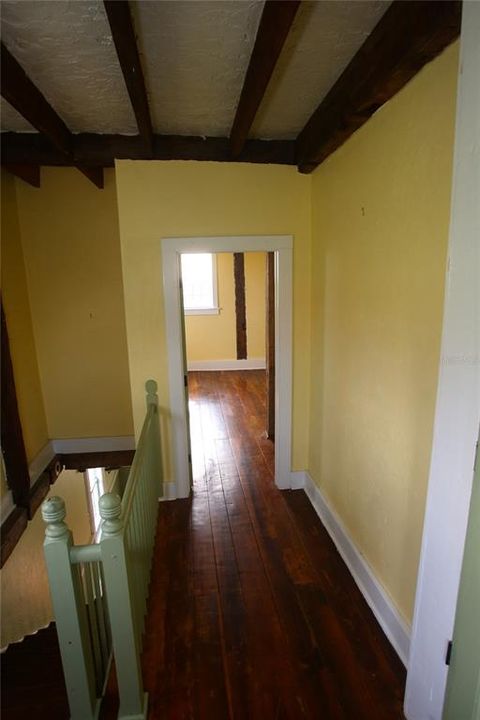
[405, 5, 480, 719]
[161, 235, 293, 499]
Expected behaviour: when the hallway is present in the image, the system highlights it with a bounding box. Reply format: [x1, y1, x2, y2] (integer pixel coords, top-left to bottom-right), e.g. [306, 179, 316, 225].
[142, 370, 406, 719]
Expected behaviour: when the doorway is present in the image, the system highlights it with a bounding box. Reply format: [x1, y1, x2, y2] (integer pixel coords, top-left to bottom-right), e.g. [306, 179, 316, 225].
[161, 235, 293, 499]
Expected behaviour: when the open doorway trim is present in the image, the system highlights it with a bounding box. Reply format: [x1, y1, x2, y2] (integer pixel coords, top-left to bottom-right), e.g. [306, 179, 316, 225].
[162, 235, 293, 499]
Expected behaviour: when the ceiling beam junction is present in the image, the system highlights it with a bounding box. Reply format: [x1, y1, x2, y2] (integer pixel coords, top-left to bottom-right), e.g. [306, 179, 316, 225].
[3, 164, 41, 188]
[1, 42, 72, 156]
[295, 0, 462, 173]
[229, 0, 301, 158]
[1, 43, 104, 188]
[104, 0, 154, 155]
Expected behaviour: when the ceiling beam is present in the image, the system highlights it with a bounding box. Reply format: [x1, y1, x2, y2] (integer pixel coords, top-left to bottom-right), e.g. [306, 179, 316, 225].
[230, 0, 301, 158]
[77, 166, 104, 189]
[3, 164, 41, 188]
[1, 44, 105, 188]
[1, 132, 296, 167]
[296, 0, 462, 173]
[104, 0, 153, 155]
[1, 42, 72, 156]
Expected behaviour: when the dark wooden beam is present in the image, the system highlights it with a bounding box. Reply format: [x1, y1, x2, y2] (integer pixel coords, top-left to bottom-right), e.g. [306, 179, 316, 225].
[104, 0, 153, 154]
[1, 45, 105, 188]
[77, 165, 104, 189]
[1, 132, 296, 167]
[234, 253, 247, 360]
[230, 0, 301, 158]
[2, 164, 41, 188]
[1, 43, 72, 157]
[296, 0, 462, 173]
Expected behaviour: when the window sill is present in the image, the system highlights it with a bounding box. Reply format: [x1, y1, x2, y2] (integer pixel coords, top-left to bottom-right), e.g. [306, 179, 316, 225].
[185, 307, 220, 316]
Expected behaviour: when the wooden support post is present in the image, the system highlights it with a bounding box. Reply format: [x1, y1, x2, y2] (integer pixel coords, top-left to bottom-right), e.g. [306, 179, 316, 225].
[42, 497, 99, 720]
[234, 253, 247, 360]
[99, 493, 147, 720]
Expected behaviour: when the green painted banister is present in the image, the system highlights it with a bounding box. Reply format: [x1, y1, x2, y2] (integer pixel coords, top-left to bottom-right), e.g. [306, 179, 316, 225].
[43, 380, 163, 720]
[69, 543, 102, 564]
[42, 497, 100, 720]
[99, 493, 147, 720]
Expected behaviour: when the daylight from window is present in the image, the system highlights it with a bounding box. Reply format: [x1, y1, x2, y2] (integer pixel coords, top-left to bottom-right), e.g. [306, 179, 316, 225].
[86, 467, 105, 535]
[180, 253, 218, 314]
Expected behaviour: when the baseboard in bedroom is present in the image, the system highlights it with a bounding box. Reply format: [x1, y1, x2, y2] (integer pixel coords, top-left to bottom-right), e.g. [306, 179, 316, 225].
[187, 358, 266, 371]
[292, 470, 410, 667]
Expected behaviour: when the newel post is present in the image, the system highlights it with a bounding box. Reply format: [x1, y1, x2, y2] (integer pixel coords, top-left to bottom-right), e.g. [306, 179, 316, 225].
[42, 496, 98, 720]
[99, 493, 147, 720]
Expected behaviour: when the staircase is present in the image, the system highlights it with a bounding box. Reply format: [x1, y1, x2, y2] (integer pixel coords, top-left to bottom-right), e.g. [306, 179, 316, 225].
[1, 623, 69, 720]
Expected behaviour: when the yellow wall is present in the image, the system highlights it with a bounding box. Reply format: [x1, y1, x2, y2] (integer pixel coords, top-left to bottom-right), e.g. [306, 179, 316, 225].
[15, 168, 134, 439]
[115, 162, 311, 472]
[185, 251, 266, 362]
[0, 469, 91, 648]
[1, 170, 49, 462]
[308, 42, 459, 623]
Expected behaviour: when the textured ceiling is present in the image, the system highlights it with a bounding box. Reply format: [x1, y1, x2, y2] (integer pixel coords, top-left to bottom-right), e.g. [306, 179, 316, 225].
[0, 0, 137, 133]
[252, 0, 388, 139]
[1, 98, 34, 132]
[0, 0, 390, 139]
[134, 1, 265, 137]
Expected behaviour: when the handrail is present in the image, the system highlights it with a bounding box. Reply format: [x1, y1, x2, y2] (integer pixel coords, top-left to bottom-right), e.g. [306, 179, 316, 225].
[42, 380, 163, 720]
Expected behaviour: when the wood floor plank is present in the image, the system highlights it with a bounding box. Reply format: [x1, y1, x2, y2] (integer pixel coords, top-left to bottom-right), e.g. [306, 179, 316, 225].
[3, 369, 405, 720]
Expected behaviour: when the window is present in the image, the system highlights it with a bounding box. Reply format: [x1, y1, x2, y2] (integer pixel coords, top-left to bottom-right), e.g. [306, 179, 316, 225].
[85, 467, 105, 536]
[180, 253, 219, 315]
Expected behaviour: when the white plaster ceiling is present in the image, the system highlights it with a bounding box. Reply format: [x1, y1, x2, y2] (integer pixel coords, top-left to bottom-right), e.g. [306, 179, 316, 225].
[0, 0, 137, 134]
[134, 0, 265, 137]
[0, 0, 390, 140]
[252, 0, 389, 139]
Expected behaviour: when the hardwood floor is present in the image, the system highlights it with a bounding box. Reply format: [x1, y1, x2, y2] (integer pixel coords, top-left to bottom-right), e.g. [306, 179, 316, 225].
[1, 370, 406, 719]
[142, 370, 406, 719]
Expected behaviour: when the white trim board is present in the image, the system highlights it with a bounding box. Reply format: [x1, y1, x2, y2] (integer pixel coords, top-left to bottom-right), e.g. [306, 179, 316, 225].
[27, 437, 136, 485]
[162, 235, 293, 499]
[51, 436, 136, 454]
[292, 471, 411, 667]
[187, 358, 266, 371]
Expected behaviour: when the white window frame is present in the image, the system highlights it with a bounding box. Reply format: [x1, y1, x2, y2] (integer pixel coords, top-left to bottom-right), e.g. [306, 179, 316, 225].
[84, 467, 105, 538]
[181, 252, 219, 316]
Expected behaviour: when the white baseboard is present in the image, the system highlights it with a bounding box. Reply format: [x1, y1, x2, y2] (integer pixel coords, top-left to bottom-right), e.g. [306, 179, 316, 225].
[52, 436, 136, 454]
[187, 358, 266, 371]
[29, 441, 55, 485]
[291, 470, 410, 667]
[160, 481, 178, 501]
[290, 471, 307, 490]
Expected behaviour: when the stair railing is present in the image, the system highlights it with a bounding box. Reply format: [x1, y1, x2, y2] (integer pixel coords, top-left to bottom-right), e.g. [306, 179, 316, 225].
[42, 380, 163, 720]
